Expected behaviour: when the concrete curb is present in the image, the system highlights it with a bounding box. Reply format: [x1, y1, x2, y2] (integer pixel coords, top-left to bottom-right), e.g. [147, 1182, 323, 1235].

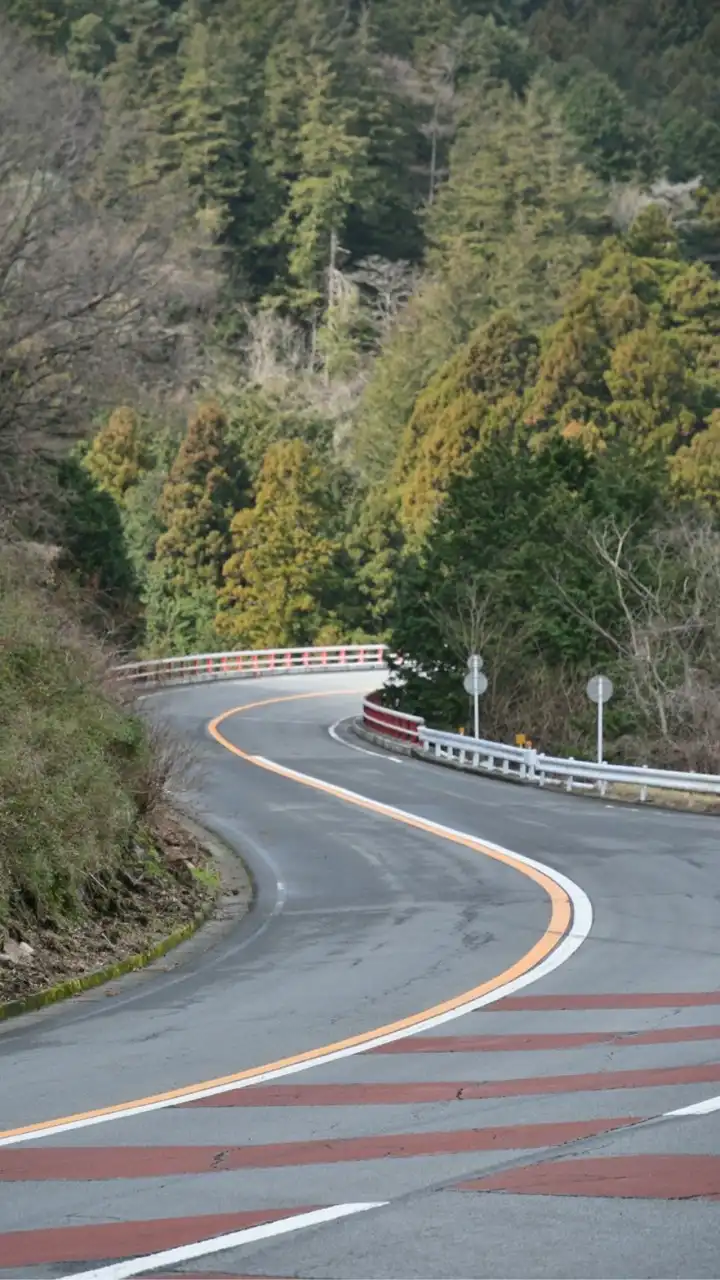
[0, 810, 251, 1024]
[350, 719, 416, 756]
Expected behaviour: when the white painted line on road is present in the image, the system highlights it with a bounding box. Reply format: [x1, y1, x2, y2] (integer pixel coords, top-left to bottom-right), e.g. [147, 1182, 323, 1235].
[62, 1202, 387, 1280]
[664, 1093, 720, 1117]
[328, 716, 404, 762]
[0, 702, 592, 1148]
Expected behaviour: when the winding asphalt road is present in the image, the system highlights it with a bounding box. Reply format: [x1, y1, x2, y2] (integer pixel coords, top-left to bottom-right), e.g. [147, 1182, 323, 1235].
[1, 672, 719, 1279]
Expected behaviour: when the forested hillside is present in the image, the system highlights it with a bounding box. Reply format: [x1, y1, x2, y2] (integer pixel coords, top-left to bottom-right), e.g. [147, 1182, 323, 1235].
[2, 0, 720, 769]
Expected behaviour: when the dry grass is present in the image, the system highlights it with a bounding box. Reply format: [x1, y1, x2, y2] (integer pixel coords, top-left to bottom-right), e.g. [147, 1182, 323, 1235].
[605, 783, 720, 814]
[0, 545, 216, 998]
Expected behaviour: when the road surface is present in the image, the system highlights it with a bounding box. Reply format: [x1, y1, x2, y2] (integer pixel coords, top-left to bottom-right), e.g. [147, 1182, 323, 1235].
[1, 672, 719, 1279]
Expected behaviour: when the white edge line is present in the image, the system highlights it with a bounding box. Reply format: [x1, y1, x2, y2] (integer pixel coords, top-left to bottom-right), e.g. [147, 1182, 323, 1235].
[664, 1093, 720, 1117]
[62, 1202, 387, 1280]
[328, 717, 404, 762]
[0, 759, 593, 1149]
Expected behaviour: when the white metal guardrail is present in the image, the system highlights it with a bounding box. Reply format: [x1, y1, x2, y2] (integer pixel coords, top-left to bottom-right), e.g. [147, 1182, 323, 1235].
[419, 726, 720, 800]
[115, 645, 719, 800]
[421, 728, 533, 779]
[116, 644, 387, 685]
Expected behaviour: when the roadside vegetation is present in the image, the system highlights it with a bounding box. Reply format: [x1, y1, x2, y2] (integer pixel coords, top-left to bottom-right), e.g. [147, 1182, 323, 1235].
[0, 544, 215, 1003]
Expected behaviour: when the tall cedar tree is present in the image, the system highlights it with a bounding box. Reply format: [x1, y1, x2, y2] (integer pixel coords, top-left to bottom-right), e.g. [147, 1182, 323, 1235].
[146, 403, 250, 653]
[353, 79, 606, 483]
[394, 311, 540, 541]
[528, 211, 720, 471]
[217, 439, 338, 648]
[83, 406, 150, 505]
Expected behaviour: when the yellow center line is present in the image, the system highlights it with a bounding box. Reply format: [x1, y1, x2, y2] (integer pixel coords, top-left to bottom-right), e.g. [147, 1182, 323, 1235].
[0, 688, 577, 1145]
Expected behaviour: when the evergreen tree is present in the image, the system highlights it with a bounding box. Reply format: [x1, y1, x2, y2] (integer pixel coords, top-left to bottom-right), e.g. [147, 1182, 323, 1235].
[560, 67, 653, 182]
[528, 216, 720, 463]
[146, 402, 250, 653]
[83, 406, 150, 505]
[353, 78, 607, 483]
[217, 439, 339, 647]
[344, 487, 405, 639]
[169, 17, 244, 234]
[54, 453, 140, 628]
[427, 80, 607, 327]
[670, 409, 720, 510]
[386, 436, 669, 741]
[394, 310, 539, 540]
[273, 56, 370, 310]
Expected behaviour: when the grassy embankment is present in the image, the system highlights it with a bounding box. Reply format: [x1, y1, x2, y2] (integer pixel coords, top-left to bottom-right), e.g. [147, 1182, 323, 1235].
[0, 547, 216, 1005]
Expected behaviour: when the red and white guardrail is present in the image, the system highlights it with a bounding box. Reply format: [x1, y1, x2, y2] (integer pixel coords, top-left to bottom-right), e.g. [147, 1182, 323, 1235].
[362, 693, 424, 744]
[114, 647, 719, 799]
[116, 644, 387, 685]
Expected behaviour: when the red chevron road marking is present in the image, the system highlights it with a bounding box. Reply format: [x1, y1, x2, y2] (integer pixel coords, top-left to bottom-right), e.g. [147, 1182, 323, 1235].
[182, 1063, 720, 1109]
[459, 1154, 720, 1199]
[493, 992, 720, 1010]
[0, 1208, 311, 1268]
[0, 1119, 640, 1180]
[371, 1025, 720, 1053]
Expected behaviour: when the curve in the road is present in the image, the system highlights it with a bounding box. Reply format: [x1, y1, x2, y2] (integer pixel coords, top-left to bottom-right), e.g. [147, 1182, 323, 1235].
[0, 688, 590, 1147]
[1, 673, 720, 1280]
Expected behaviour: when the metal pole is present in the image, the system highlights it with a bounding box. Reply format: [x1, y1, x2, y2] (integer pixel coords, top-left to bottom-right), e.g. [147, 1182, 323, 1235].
[473, 690, 479, 740]
[597, 683, 604, 763]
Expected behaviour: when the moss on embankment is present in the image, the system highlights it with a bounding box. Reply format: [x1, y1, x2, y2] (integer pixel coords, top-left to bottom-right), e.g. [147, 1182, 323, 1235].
[0, 546, 215, 1004]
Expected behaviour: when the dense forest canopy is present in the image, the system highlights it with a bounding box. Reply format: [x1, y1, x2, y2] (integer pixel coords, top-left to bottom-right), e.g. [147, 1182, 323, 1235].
[2, 0, 719, 768]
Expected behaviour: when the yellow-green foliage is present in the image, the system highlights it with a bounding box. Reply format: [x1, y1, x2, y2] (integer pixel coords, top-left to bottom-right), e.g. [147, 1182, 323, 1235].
[529, 226, 720, 455]
[145, 402, 250, 653]
[382, 221, 719, 556]
[155, 402, 246, 587]
[83, 406, 149, 505]
[394, 312, 539, 541]
[217, 439, 337, 648]
[670, 410, 720, 510]
[0, 550, 150, 928]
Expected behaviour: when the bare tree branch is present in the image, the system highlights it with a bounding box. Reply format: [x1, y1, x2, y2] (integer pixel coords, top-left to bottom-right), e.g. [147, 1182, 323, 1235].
[0, 22, 219, 512]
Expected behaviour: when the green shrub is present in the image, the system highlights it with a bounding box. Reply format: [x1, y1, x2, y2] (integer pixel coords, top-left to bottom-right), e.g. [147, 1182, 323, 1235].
[0, 550, 151, 928]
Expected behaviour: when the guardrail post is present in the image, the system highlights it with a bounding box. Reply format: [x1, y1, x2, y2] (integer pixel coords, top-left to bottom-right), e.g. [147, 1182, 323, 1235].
[640, 765, 649, 803]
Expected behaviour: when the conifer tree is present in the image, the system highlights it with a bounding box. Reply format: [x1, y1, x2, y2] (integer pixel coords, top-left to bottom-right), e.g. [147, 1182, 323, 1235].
[146, 402, 250, 653]
[217, 439, 338, 647]
[427, 80, 607, 328]
[670, 410, 720, 510]
[386, 436, 669, 739]
[274, 56, 370, 310]
[353, 79, 606, 483]
[528, 216, 720, 457]
[394, 311, 539, 540]
[83, 406, 150, 506]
